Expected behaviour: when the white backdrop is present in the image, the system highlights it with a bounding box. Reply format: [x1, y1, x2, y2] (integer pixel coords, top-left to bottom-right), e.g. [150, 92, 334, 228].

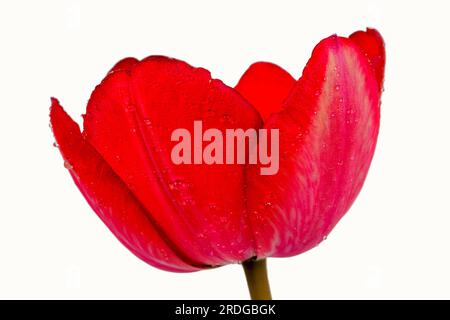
[1, 0, 449, 299]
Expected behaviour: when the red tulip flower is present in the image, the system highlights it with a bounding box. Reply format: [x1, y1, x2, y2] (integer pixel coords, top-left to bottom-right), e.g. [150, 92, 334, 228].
[50, 28, 385, 299]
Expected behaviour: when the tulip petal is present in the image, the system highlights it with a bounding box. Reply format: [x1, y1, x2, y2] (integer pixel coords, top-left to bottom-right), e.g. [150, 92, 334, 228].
[50, 98, 201, 272]
[350, 28, 385, 90]
[246, 33, 383, 257]
[83, 57, 262, 266]
[235, 62, 296, 121]
[108, 57, 139, 75]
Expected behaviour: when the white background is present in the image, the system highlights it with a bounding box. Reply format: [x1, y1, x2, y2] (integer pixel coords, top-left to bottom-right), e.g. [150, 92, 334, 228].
[1, 0, 449, 299]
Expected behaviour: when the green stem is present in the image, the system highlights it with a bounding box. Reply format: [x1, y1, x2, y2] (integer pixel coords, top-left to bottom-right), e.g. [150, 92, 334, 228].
[242, 258, 272, 300]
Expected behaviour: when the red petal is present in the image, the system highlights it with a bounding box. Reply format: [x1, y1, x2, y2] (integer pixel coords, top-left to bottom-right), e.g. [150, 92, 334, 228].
[83, 57, 262, 266]
[246, 33, 383, 257]
[350, 28, 385, 90]
[108, 57, 139, 75]
[235, 62, 296, 121]
[50, 98, 201, 272]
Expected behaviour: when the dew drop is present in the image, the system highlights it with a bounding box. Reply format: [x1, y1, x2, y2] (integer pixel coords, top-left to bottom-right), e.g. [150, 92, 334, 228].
[169, 179, 187, 191]
[125, 105, 135, 112]
[64, 161, 73, 170]
[335, 85, 340, 91]
[264, 201, 273, 208]
[180, 199, 190, 206]
[143, 118, 152, 127]
[221, 113, 231, 123]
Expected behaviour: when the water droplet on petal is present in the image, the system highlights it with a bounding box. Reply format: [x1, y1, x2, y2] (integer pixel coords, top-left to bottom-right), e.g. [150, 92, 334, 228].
[169, 179, 190, 191]
[208, 203, 217, 210]
[64, 161, 73, 170]
[125, 105, 135, 112]
[221, 113, 231, 123]
[143, 118, 152, 127]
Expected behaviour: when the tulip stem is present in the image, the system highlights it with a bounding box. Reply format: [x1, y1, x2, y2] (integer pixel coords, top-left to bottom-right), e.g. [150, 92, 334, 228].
[242, 258, 272, 300]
